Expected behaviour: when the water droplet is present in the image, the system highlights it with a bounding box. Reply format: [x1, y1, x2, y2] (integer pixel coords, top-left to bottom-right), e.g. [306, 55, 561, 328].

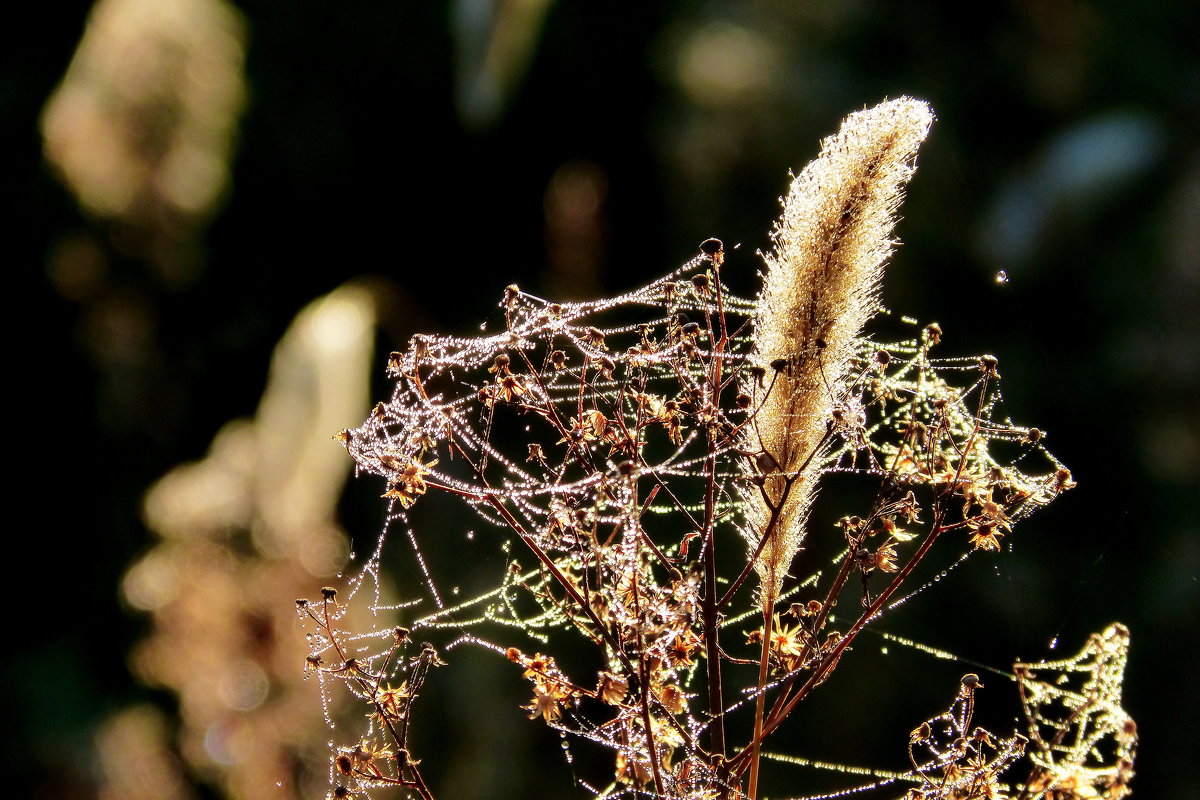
[466, 530, 475, 540]
[995, 270, 1010, 284]
[1049, 636, 1058, 650]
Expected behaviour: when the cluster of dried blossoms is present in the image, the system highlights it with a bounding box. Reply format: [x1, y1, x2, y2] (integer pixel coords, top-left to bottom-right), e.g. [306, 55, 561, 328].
[894, 623, 1137, 800]
[298, 99, 1135, 800]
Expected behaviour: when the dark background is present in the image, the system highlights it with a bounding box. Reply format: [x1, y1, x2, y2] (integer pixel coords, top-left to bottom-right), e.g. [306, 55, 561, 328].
[8, 1, 1197, 798]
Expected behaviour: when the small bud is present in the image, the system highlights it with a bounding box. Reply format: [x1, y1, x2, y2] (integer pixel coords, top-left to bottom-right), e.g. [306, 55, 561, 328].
[699, 237, 724, 257]
[1023, 428, 1043, 443]
[691, 273, 710, 292]
[321, 586, 338, 601]
[735, 393, 752, 409]
[1052, 468, 1076, 493]
[960, 673, 982, 689]
[394, 626, 410, 643]
[770, 358, 788, 373]
[970, 727, 993, 743]
[295, 598, 308, 608]
[755, 451, 781, 473]
[924, 323, 942, 344]
[873, 349, 891, 366]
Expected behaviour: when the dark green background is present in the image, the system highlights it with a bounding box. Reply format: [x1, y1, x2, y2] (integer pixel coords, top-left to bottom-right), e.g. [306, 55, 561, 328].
[8, 1, 1197, 797]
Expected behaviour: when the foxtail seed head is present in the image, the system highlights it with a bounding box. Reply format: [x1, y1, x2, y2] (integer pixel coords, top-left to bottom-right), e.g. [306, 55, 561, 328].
[744, 97, 934, 604]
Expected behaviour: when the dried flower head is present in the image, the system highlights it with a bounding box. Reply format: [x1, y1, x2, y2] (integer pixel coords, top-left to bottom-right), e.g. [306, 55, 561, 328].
[744, 97, 934, 605]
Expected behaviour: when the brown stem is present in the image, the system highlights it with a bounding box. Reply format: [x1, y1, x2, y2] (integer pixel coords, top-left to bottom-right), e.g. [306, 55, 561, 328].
[747, 597, 775, 800]
[631, 554, 666, 797]
[732, 421, 986, 770]
[700, 448, 726, 759]
[482, 493, 637, 676]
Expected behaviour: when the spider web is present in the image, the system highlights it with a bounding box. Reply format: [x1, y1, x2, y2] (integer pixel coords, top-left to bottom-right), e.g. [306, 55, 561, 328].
[303, 253, 1081, 800]
[1014, 623, 1137, 800]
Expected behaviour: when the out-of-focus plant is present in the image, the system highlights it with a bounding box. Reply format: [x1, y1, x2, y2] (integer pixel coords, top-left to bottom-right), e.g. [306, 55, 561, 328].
[102, 284, 382, 800]
[41, 0, 247, 267]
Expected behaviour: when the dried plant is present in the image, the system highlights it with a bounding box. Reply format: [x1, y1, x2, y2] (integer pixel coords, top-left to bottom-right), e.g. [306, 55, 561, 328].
[299, 98, 1135, 800]
[108, 284, 382, 800]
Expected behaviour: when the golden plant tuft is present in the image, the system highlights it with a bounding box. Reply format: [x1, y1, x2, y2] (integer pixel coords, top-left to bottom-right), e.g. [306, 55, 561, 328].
[744, 97, 934, 605]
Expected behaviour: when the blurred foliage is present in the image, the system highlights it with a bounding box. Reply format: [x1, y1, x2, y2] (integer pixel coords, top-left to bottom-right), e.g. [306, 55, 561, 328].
[8, 0, 1196, 797]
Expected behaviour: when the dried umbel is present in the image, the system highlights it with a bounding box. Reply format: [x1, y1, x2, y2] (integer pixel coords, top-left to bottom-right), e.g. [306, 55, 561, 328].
[299, 98, 1130, 800]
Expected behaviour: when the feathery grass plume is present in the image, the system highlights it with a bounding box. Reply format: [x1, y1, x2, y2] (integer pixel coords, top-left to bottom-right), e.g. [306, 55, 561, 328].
[745, 97, 934, 605]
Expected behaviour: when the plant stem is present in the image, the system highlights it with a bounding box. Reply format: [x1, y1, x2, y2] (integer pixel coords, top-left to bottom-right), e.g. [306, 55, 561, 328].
[747, 597, 775, 800]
